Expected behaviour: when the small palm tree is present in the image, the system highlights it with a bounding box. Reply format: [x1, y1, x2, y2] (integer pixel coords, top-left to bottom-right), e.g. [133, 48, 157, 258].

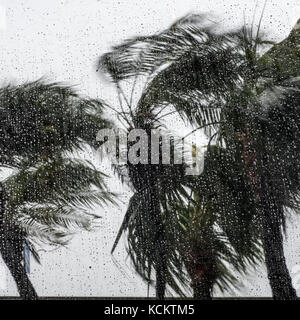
[0, 80, 113, 299]
[173, 145, 262, 299]
[96, 15, 300, 299]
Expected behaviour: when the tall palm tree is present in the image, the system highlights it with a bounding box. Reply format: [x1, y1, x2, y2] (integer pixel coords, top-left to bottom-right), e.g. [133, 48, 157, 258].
[96, 15, 300, 299]
[95, 97, 262, 299]
[98, 46, 261, 300]
[0, 80, 113, 299]
[94, 94, 190, 298]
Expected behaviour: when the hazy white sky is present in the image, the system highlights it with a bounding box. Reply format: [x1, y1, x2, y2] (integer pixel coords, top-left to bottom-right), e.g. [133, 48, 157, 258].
[0, 0, 299, 297]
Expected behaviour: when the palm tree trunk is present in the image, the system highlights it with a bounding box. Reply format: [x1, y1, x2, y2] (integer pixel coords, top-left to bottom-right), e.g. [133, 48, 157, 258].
[239, 128, 297, 299]
[129, 162, 167, 299]
[128, 120, 168, 299]
[156, 254, 167, 299]
[0, 236, 38, 300]
[192, 280, 213, 300]
[0, 184, 38, 300]
[261, 212, 297, 299]
[184, 251, 214, 300]
[259, 176, 297, 300]
[148, 175, 167, 300]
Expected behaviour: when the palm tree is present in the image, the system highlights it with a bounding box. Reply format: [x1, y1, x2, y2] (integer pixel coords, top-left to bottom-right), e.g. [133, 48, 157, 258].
[95, 93, 262, 299]
[98, 46, 261, 300]
[172, 145, 262, 299]
[94, 95, 190, 298]
[96, 15, 300, 299]
[0, 80, 113, 299]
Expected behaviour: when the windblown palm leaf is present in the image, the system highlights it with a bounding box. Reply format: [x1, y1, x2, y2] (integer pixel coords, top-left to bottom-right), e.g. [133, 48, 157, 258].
[3, 157, 113, 243]
[0, 80, 109, 167]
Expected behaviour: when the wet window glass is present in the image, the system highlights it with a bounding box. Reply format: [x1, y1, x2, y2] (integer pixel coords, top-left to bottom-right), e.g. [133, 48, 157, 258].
[0, 0, 299, 301]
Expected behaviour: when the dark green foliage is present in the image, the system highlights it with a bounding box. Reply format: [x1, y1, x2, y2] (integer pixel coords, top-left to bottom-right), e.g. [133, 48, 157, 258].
[0, 80, 114, 299]
[98, 14, 300, 299]
[0, 81, 109, 167]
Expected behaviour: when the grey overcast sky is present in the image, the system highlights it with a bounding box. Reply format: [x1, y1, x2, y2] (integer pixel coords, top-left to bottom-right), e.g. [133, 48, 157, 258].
[0, 0, 300, 297]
